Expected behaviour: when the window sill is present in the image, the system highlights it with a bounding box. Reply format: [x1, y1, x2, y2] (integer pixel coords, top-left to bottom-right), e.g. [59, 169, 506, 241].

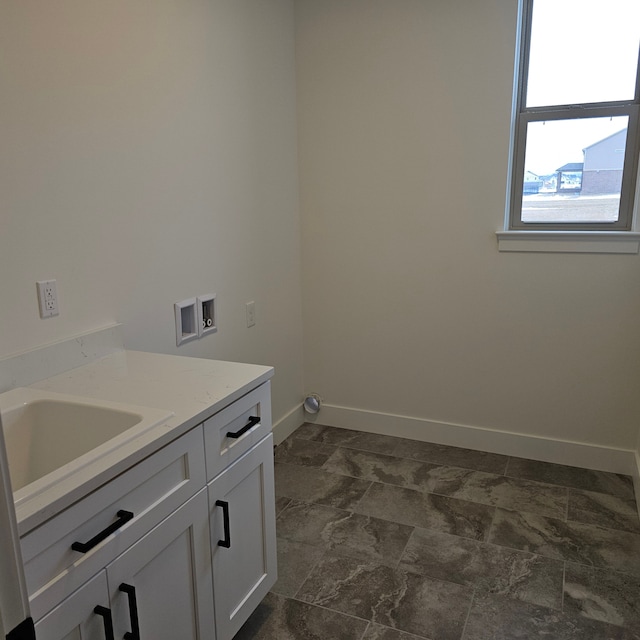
[496, 231, 640, 254]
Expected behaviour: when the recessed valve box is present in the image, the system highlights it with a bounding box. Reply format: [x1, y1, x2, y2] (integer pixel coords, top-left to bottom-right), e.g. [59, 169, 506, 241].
[197, 294, 217, 338]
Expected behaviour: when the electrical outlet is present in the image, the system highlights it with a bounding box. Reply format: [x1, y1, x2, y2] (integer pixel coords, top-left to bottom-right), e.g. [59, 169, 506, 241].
[36, 280, 59, 318]
[246, 301, 256, 328]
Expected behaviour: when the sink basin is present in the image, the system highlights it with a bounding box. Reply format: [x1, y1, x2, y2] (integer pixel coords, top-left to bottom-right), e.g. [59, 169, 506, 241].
[0, 388, 173, 503]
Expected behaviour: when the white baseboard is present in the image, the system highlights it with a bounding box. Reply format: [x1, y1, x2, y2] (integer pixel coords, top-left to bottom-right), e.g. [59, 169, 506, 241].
[306, 404, 638, 477]
[272, 404, 305, 446]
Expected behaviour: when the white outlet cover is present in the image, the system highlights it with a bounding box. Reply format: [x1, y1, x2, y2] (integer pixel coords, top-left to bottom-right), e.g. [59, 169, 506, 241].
[246, 301, 256, 328]
[36, 280, 59, 318]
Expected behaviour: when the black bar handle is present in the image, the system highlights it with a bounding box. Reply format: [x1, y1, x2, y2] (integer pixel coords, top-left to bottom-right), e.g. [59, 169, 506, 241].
[93, 606, 115, 640]
[71, 510, 134, 553]
[119, 583, 141, 640]
[226, 415, 260, 439]
[215, 500, 231, 548]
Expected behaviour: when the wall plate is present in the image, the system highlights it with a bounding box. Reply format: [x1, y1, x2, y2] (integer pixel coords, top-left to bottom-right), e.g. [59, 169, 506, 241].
[174, 299, 198, 346]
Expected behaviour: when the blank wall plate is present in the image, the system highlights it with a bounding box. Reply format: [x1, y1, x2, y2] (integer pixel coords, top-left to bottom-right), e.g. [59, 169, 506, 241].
[197, 294, 217, 337]
[174, 298, 198, 346]
[246, 301, 256, 328]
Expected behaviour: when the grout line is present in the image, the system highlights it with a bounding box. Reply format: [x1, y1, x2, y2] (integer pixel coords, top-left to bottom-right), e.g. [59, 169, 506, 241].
[308, 439, 589, 503]
[316, 451, 570, 516]
[348, 479, 374, 512]
[288, 534, 477, 610]
[288, 593, 371, 623]
[503, 455, 513, 478]
[297, 424, 636, 489]
[393, 525, 416, 570]
[301, 425, 510, 476]
[278, 593, 386, 636]
[460, 587, 477, 640]
[357, 622, 371, 640]
[291, 548, 329, 601]
[288, 585, 453, 640]
[561, 561, 566, 613]
[486, 504, 499, 543]
[360, 621, 430, 640]
[274, 497, 292, 518]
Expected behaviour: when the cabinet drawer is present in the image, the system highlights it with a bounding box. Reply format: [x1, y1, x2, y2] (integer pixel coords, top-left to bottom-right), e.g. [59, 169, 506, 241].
[22, 426, 206, 622]
[204, 381, 272, 481]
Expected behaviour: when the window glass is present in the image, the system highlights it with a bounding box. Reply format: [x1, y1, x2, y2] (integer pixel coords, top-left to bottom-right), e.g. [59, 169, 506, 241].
[526, 0, 640, 108]
[521, 116, 628, 223]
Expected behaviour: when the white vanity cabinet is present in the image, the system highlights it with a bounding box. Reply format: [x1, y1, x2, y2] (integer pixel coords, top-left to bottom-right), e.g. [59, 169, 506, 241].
[34, 492, 214, 640]
[208, 436, 277, 640]
[106, 489, 214, 640]
[204, 382, 277, 640]
[21, 379, 277, 640]
[34, 572, 110, 640]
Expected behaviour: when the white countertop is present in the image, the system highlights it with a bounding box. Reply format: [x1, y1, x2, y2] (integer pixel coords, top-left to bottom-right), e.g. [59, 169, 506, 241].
[7, 350, 273, 534]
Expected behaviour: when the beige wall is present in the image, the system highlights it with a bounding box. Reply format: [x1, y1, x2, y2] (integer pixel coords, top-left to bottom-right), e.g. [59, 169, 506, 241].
[296, 0, 640, 450]
[2, 0, 640, 455]
[0, 0, 304, 426]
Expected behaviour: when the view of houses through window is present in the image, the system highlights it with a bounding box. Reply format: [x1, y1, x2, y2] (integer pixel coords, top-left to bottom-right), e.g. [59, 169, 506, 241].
[521, 118, 628, 223]
[511, 0, 640, 228]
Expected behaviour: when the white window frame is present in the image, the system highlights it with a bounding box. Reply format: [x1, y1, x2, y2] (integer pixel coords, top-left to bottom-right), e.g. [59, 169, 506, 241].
[502, 0, 640, 251]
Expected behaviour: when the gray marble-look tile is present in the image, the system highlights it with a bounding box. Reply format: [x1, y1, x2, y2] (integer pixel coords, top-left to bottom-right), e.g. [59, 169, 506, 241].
[428, 466, 568, 519]
[488, 508, 640, 576]
[297, 555, 473, 640]
[362, 623, 432, 640]
[398, 527, 563, 610]
[505, 458, 635, 501]
[275, 496, 292, 516]
[276, 501, 413, 566]
[393, 439, 508, 475]
[272, 538, 325, 597]
[354, 482, 495, 541]
[277, 501, 348, 544]
[294, 424, 406, 455]
[564, 562, 640, 629]
[322, 447, 440, 492]
[290, 422, 330, 441]
[275, 462, 371, 510]
[567, 488, 640, 534]
[233, 592, 369, 640]
[463, 592, 640, 640]
[274, 437, 337, 468]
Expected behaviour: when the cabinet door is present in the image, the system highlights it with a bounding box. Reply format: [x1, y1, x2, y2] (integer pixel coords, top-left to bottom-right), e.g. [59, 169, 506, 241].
[107, 489, 215, 640]
[34, 572, 112, 640]
[208, 434, 277, 640]
[24, 427, 206, 623]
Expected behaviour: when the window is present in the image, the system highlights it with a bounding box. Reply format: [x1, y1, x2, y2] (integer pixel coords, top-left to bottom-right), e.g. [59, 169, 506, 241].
[508, 0, 640, 231]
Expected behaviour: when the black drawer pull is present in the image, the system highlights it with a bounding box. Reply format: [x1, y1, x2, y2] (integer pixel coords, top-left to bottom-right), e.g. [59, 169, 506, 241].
[215, 500, 231, 548]
[93, 606, 115, 640]
[226, 415, 260, 439]
[119, 583, 141, 640]
[71, 510, 134, 553]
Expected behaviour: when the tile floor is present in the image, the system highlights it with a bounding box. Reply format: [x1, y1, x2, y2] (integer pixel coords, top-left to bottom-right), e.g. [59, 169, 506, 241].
[234, 424, 640, 640]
